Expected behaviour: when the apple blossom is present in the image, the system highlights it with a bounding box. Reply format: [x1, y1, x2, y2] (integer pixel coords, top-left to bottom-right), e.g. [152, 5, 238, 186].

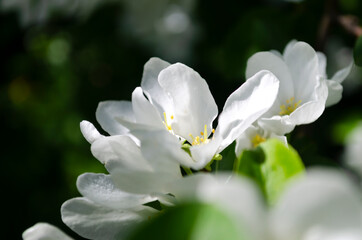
[96, 58, 279, 170]
[246, 40, 351, 135]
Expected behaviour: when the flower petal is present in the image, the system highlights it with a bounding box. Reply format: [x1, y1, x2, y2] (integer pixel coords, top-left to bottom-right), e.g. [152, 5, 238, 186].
[283, 41, 319, 101]
[289, 77, 328, 125]
[80, 120, 104, 144]
[170, 174, 267, 240]
[216, 70, 279, 150]
[270, 168, 362, 240]
[61, 197, 157, 240]
[331, 61, 353, 83]
[77, 173, 156, 209]
[257, 116, 295, 136]
[131, 129, 193, 171]
[131, 87, 164, 129]
[22, 223, 73, 240]
[158, 63, 218, 142]
[246, 52, 294, 102]
[91, 135, 151, 172]
[316, 51, 327, 77]
[96, 100, 135, 135]
[141, 57, 172, 113]
[325, 79, 343, 107]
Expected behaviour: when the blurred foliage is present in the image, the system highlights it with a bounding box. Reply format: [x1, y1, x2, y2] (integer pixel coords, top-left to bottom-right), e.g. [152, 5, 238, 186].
[354, 35, 362, 66]
[1, 0, 362, 239]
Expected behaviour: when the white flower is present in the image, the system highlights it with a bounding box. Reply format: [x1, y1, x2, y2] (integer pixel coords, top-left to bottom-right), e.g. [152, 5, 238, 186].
[80, 120, 182, 199]
[60, 121, 183, 239]
[170, 168, 362, 240]
[246, 40, 350, 135]
[96, 57, 279, 170]
[235, 124, 287, 157]
[61, 173, 159, 240]
[22, 223, 73, 240]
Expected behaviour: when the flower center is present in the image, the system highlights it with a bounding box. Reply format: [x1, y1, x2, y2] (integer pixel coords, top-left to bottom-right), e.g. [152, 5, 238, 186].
[163, 112, 174, 132]
[279, 97, 301, 116]
[251, 134, 266, 148]
[189, 125, 215, 146]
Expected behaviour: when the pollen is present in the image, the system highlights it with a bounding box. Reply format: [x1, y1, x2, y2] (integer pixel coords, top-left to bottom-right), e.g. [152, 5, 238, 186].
[163, 112, 173, 131]
[251, 134, 266, 148]
[189, 125, 215, 146]
[279, 97, 301, 116]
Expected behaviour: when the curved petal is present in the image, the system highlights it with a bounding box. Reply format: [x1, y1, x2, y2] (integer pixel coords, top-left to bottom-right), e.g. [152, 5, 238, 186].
[22, 223, 73, 240]
[131, 129, 193, 171]
[158, 63, 218, 142]
[141, 57, 172, 113]
[316, 51, 327, 77]
[131, 87, 164, 129]
[246, 52, 294, 102]
[96, 100, 135, 135]
[91, 135, 152, 172]
[61, 197, 157, 240]
[282, 39, 298, 56]
[216, 70, 279, 150]
[77, 173, 156, 209]
[80, 120, 104, 144]
[257, 116, 295, 136]
[325, 80, 343, 107]
[270, 168, 362, 240]
[331, 61, 353, 83]
[283, 41, 319, 101]
[289, 78, 328, 125]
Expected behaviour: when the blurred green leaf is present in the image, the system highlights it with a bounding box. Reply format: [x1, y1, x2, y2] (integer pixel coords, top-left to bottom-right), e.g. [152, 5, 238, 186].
[354, 35, 362, 66]
[236, 139, 305, 205]
[127, 202, 244, 240]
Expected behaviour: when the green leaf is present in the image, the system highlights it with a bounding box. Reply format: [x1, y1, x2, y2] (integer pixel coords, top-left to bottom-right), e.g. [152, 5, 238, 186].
[236, 139, 305, 205]
[353, 35, 362, 66]
[127, 202, 244, 240]
[213, 141, 237, 172]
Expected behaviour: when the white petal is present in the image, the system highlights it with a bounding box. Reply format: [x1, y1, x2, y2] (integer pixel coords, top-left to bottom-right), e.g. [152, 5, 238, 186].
[283, 41, 319, 101]
[289, 77, 328, 125]
[282, 39, 298, 56]
[246, 52, 294, 102]
[270, 168, 362, 240]
[331, 61, 353, 83]
[235, 125, 262, 156]
[158, 63, 218, 142]
[257, 116, 295, 135]
[131, 129, 193, 171]
[91, 135, 151, 172]
[325, 79, 343, 107]
[61, 197, 157, 240]
[216, 70, 279, 150]
[170, 174, 267, 240]
[22, 223, 73, 240]
[141, 57, 172, 113]
[131, 87, 164, 129]
[96, 101, 135, 135]
[80, 120, 104, 144]
[111, 168, 180, 195]
[77, 173, 156, 209]
[189, 136, 222, 170]
[316, 51, 327, 77]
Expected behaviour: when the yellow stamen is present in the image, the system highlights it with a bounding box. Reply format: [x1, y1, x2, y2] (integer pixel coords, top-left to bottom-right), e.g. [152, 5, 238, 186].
[279, 97, 301, 116]
[163, 112, 173, 131]
[251, 134, 266, 148]
[189, 125, 215, 146]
